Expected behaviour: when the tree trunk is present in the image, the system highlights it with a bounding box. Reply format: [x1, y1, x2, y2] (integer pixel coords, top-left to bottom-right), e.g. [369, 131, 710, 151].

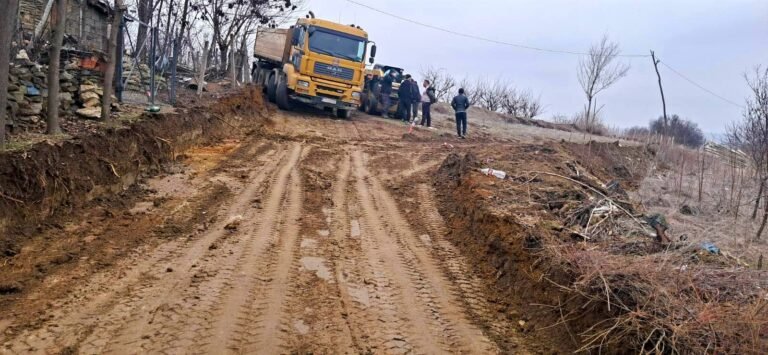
[136, 0, 153, 62]
[756, 191, 768, 241]
[229, 46, 236, 85]
[753, 178, 765, 220]
[219, 43, 229, 74]
[0, 0, 19, 147]
[101, 0, 125, 121]
[197, 40, 209, 97]
[46, 0, 67, 135]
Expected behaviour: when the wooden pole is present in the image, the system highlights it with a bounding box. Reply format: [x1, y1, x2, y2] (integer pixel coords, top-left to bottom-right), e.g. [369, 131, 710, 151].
[197, 40, 209, 97]
[650, 50, 668, 134]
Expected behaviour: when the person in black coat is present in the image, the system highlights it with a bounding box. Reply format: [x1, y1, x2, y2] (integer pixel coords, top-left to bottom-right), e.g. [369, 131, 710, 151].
[397, 74, 413, 122]
[410, 77, 421, 120]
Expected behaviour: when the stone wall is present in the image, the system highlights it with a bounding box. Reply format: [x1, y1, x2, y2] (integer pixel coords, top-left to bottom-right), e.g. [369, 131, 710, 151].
[5, 54, 113, 130]
[19, 0, 110, 52]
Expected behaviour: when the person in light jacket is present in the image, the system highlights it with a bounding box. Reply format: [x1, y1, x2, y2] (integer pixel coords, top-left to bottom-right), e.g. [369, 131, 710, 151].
[420, 80, 437, 128]
[451, 88, 470, 138]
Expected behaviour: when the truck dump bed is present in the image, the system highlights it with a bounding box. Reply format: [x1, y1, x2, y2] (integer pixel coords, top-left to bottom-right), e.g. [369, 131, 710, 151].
[253, 28, 289, 64]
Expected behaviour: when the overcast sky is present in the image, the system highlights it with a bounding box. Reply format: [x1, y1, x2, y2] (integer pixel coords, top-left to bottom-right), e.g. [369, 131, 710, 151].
[302, 0, 767, 134]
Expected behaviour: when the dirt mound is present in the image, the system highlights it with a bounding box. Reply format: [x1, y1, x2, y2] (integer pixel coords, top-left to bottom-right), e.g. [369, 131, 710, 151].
[436, 143, 768, 353]
[0, 87, 269, 242]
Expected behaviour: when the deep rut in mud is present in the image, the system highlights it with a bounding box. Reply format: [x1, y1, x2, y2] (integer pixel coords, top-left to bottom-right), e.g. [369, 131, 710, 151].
[1, 110, 544, 354]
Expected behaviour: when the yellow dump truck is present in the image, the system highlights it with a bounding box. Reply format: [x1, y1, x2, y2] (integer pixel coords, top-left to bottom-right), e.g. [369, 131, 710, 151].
[251, 14, 376, 119]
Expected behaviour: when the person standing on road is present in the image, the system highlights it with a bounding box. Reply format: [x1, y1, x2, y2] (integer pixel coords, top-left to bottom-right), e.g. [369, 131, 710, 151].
[380, 70, 396, 117]
[420, 79, 436, 128]
[397, 74, 413, 122]
[410, 77, 421, 122]
[451, 88, 470, 138]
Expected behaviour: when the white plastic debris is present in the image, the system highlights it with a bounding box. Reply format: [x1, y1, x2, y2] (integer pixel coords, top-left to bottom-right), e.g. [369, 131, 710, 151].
[480, 168, 506, 180]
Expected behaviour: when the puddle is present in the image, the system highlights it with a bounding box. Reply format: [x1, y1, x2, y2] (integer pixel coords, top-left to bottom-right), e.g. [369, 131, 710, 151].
[350, 220, 361, 238]
[300, 257, 332, 281]
[346, 284, 371, 307]
[293, 319, 310, 335]
[317, 229, 330, 237]
[419, 234, 432, 246]
[300, 238, 317, 249]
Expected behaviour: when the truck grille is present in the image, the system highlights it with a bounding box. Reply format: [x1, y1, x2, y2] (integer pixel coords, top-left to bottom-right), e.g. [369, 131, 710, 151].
[313, 62, 354, 81]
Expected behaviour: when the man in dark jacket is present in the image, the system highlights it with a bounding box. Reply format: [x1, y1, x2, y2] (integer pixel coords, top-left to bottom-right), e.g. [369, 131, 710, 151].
[380, 70, 396, 117]
[451, 88, 471, 138]
[397, 74, 413, 122]
[420, 79, 437, 128]
[410, 77, 421, 121]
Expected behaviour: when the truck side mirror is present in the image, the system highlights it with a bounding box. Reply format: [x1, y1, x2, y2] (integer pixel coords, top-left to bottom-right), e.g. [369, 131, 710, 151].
[370, 44, 377, 58]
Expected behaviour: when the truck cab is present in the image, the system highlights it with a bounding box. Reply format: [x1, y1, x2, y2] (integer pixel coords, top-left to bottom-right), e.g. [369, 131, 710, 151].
[253, 17, 376, 119]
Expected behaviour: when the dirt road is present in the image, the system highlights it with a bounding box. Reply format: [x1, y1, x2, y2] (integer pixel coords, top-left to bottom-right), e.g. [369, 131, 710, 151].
[0, 106, 554, 354]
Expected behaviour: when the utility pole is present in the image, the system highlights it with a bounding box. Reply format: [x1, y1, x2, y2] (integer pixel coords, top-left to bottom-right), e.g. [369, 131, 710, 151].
[650, 50, 668, 134]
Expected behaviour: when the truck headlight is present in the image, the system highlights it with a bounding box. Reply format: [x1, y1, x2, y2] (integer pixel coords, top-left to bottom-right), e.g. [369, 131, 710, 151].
[298, 80, 309, 88]
[352, 92, 361, 100]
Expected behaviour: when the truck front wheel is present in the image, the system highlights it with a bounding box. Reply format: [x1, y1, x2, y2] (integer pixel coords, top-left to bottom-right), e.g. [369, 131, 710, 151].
[266, 73, 277, 103]
[276, 75, 292, 111]
[336, 109, 351, 119]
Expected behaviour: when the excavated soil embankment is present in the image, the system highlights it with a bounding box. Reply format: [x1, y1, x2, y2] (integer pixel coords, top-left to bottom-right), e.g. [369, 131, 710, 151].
[436, 141, 767, 353]
[0, 87, 268, 260]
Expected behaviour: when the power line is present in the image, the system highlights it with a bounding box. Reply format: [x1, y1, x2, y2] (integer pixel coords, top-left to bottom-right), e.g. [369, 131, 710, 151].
[659, 61, 745, 109]
[345, 0, 650, 58]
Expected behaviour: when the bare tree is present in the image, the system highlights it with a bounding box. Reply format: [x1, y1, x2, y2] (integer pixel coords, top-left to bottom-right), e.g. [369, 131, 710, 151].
[102, 0, 126, 121]
[577, 34, 629, 132]
[0, 0, 18, 147]
[728, 66, 768, 240]
[479, 78, 508, 112]
[46, 0, 67, 134]
[502, 89, 543, 119]
[420, 66, 455, 102]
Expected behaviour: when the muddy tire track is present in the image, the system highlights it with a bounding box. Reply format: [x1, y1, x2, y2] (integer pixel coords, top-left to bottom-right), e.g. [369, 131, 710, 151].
[353, 151, 498, 354]
[413, 183, 519, 351]
[205, 143, 305, 353]
[1, 140, 278, 354]
[77, 146, 287, 354]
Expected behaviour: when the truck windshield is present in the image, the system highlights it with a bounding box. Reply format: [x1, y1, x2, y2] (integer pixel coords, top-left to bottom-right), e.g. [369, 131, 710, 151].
[308, 27, 366, 63]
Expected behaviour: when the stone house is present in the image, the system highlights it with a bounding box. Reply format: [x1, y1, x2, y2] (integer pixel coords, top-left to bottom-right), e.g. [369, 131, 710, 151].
[18, 0, 112, 53]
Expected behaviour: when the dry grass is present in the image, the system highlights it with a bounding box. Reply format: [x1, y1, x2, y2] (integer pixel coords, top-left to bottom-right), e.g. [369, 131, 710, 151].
[633, 141, 768, 266]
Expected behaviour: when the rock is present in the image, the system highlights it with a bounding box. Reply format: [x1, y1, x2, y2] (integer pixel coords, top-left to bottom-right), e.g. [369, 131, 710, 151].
[60, 71, 74, 82]
[65, 62, 79, 70]
[81, 91, 100, 101]
[76, 107, 101, 119]
[21, 115, 41, 123]
[7, 84, 19, 92]
[15, 49, 29, 60]
[224, 215, 243, 230]
[80, 84, 99, 93]
[10, 67, 29, 77]
[18, 102, 42, 116]
[83, 97, 101, 108]
[59, 92, 73, 104]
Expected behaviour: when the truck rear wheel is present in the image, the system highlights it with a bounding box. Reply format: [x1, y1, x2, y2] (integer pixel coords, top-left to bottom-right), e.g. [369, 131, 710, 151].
[336, 109, 351, 119]
[367, 96, 379, 115]
[266, 72, 277, 103]
[276, 75, 292, 111]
